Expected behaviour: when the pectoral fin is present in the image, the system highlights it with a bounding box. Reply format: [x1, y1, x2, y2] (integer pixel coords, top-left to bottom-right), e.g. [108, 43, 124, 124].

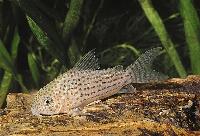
[118, 84, 136, 94]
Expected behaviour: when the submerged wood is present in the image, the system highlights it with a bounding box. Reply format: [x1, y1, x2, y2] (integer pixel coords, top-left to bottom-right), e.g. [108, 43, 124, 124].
[0, 75, 200, 135]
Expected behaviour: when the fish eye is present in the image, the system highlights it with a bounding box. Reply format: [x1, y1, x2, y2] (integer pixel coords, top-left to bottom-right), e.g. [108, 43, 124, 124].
[44, 96, 53, 106]
[46, 100, 50, 104]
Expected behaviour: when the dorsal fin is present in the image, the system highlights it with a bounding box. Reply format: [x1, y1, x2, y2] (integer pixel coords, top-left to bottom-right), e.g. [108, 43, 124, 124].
[73, 49, 100, 70]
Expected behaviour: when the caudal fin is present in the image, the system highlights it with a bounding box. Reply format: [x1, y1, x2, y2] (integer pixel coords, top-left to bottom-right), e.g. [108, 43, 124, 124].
[126, 47, 168, 83]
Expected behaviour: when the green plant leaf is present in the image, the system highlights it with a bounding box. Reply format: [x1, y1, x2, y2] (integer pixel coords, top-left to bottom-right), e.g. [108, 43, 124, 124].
[28, 53, 40, 87]
[26, 16, 50, 48]
[179, 0, 200, 74]
[0, 39, 15, 74]
[11, 27, 20, 61]
[0, 71, 13, 108]
[15, 74, 28, 93]
[62, 0, 84, 43]
[26, 16, 67, 65]
[13, 0, 69, 65]
[0, 34, 27, 93]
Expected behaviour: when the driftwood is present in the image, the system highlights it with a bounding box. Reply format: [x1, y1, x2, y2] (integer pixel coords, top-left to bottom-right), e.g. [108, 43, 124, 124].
[0, 75, 200, 135]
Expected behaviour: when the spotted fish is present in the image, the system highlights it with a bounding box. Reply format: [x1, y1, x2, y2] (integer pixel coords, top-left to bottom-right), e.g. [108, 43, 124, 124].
[31, 47, 168, 116]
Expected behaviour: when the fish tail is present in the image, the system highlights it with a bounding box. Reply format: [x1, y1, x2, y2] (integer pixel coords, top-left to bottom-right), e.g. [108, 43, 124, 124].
[126, 47, 168, 83]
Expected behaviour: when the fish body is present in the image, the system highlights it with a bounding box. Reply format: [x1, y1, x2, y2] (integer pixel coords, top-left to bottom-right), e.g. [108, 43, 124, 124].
[31, 47, 167, 116]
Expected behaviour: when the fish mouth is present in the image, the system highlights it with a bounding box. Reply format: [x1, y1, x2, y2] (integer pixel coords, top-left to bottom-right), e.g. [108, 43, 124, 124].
[31, 107, 59, 116]
[39, 113, 54, 116]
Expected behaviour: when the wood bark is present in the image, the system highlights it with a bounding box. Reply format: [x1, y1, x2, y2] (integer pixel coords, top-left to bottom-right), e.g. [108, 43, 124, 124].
[0, 75, 200, 135]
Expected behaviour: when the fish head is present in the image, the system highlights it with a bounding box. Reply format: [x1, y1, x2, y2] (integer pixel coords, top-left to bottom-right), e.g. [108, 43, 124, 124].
[31, 84, 64, 116]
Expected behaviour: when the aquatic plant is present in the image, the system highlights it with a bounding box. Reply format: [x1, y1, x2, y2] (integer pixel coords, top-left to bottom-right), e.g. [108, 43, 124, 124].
[0, 0, 200, 107]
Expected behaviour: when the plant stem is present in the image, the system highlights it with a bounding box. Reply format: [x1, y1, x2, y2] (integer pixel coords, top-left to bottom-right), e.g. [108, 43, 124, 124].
[179, 0, 200, 74]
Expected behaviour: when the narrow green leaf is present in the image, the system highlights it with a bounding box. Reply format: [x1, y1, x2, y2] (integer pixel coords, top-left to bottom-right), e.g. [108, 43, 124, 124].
[14, 0, 69, 65]
[138, 0, 187, 77]
[0, 71, 12, 108]
[11, 27, 20, 61]
[28, 53, 40, 87]
[179, 0, 200, 74]
[15, 74, 28, 93]
[26, 16, 67, 65]
[0, 37, 27, 92]
[62, 0, 84, 43]
[27, 16, 50, 48]
[0, 39, 15, 74]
